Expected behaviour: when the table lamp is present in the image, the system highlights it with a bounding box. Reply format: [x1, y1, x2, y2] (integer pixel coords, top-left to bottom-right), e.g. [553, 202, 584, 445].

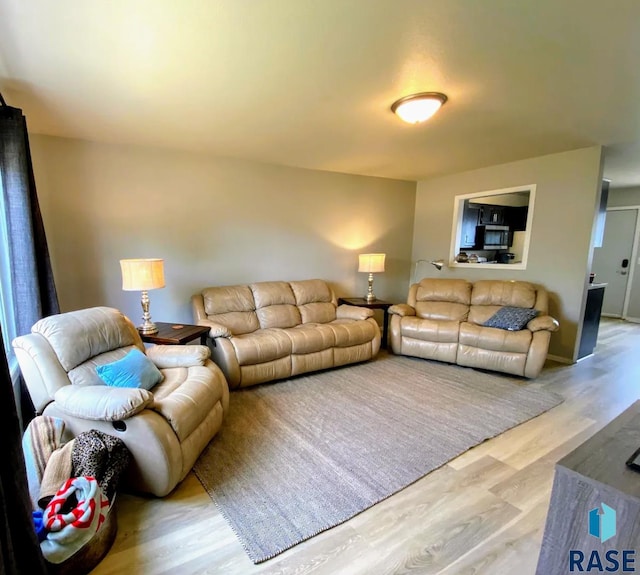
[358, 253, 386, 302]
[120, 258, 165, 334]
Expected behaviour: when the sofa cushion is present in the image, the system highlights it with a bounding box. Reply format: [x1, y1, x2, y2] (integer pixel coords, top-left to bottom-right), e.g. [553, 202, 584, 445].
[68, 346, 138, 387]
[415, 279, 472, 305]
[252, 281, 301, 328]
[249, 282, 302, 329]
[471, 280, 536, 308]
[203, 285, 255, 315]
[152, 364, 225, 442]
[230, 329, 292, 365]
[467, 305, 502, 326]
[256, 304, 302, 329]
[327, 319, 378, 347]
[251, 281, 297, 307]
[284, 324, 336, 354]
[298, 302, 336, 324]
[399, 317, 460, 343]
[32, 307, 139, 372]
[290, 279, 333, 305]
[210, 311, 260, 335]
[288, 279, 337, 324]
[415, 301, 469, 321]
[457, 345, 527, 377]
[95, 348, 164, 390]
[145, 345, 210, 368]
[202, 285, 260, 335]
[54, 385, 154, 421]
[484, 306, 539, 331]
[459, 322, 532, 353]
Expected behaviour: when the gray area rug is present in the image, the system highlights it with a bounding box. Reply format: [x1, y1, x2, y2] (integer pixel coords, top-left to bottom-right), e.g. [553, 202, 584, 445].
[194, 355, 562, 563]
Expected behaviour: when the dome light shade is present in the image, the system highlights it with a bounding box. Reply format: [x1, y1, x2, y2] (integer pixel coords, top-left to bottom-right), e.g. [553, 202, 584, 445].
[391, 92, 448, 124]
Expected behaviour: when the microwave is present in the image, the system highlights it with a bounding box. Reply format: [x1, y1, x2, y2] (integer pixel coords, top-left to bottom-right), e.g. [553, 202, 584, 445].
[475, 225, 510, 249]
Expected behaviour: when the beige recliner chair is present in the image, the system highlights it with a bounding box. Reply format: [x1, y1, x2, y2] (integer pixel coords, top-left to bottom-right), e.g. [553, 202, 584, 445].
[12, 306, 229, 497]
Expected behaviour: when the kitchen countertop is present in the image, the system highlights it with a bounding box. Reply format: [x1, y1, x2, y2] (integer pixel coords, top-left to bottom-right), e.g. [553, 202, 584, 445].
[588, 282, 607, 289]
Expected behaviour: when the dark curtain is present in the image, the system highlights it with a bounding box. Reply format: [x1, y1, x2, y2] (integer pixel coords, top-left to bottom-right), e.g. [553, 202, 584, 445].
[0, 95, 60, 427]
[0, 97, 59, 335]
[0, 95, 57, 572]
[0, 324, 46, 574]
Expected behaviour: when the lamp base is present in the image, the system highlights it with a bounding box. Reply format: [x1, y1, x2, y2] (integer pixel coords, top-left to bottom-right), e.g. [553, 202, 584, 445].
[365, 272, 377, 303]
[138, 321, 158, 335]
[138, 290, 158, 334]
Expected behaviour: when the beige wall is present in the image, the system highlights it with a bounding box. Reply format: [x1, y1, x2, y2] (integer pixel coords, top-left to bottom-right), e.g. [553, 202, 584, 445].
[30, 135, 416, 325]
[412, 146, 603, 361]
[608, 186, 640, 207]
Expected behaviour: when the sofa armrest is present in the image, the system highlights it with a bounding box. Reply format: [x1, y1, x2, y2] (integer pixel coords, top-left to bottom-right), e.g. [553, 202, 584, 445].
[388, 304, 416, 317]
[527, 315, 559, 333]
[196, 318, 232, 339]
[54, 385, 154, 421]
[145, 345, 210, 368]
[336, 305, 375, 320]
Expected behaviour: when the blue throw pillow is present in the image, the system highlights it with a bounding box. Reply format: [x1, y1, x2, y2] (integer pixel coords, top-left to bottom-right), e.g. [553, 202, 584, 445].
[96, 348, 163, 390]
[484, 306, 539, 331]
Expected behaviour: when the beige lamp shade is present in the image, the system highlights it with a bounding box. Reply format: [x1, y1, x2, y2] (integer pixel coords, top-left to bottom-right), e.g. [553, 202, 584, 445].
[120, 258, 165, 291]
[358, 253, 386, 274]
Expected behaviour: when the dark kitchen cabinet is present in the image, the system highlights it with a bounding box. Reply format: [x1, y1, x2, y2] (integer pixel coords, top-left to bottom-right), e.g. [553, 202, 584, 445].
[478, 205, 505, 225]
[505, 206, 528, 231]
[577, 283, 606, 359]
[460, 202, 480, 248]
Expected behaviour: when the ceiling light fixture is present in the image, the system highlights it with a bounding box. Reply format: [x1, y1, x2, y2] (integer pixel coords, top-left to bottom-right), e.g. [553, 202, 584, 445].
[391, 92, 448, 124]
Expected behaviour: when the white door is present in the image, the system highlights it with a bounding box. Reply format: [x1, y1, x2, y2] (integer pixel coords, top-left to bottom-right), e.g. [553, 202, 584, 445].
[592, 209, 638, 316]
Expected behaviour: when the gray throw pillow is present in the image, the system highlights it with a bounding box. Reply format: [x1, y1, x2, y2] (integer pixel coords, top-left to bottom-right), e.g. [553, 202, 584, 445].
[484, 306, 539, 331]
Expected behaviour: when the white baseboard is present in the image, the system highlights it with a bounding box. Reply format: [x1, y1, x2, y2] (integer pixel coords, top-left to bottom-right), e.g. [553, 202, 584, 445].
[547, 354, 573, 365]
[601, 314, 640, 324]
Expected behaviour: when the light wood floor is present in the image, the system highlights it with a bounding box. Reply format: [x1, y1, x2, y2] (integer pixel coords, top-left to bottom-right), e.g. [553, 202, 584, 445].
[91, 318, 640, 575]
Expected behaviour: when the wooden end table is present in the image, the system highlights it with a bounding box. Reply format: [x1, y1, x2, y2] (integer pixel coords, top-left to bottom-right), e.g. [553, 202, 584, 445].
[139, 322, 209, 345]
[337, 297, 393, 349]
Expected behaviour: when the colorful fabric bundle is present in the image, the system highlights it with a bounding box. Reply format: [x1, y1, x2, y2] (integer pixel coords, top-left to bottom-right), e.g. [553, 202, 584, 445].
[72, 429, 131, 500]
[39, 438, 75, 509]
[22, 415, 67, 509]
[40, 476, 110, 564]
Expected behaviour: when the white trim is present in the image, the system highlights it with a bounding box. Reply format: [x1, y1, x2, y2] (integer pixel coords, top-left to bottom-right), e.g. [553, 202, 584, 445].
[602, 205, 640, 321]
[450, 262, 527, 270]
[621, 208, 640, 319]
[449, 184, 536, 269]
[607, 205, 640, 211]
[598, 207, 640, 320]
[625, 316, 640, 324]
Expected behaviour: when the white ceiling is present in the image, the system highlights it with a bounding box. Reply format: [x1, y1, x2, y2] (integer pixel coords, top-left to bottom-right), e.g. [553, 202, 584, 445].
[1, 0, 639, 186]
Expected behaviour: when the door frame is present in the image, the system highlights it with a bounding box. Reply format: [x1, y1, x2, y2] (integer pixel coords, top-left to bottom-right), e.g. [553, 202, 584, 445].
[601, 206, 640, 322]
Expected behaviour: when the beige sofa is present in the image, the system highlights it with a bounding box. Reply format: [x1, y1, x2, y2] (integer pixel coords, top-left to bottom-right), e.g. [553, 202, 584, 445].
[192, 279, 381, 388]
[389, 278, 559, 378]
[12, 307, 229, 497]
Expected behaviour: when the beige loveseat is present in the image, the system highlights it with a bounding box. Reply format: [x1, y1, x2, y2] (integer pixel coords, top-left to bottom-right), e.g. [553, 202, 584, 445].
[13, 307, 229, 497]
[192, 279, 381, 388]
[389, 278, 559, 378]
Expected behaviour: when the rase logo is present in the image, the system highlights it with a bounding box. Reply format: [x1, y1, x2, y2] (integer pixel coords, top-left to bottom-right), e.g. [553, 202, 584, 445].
[568, 502, 636, 573]
[589, 503, 616, 543]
